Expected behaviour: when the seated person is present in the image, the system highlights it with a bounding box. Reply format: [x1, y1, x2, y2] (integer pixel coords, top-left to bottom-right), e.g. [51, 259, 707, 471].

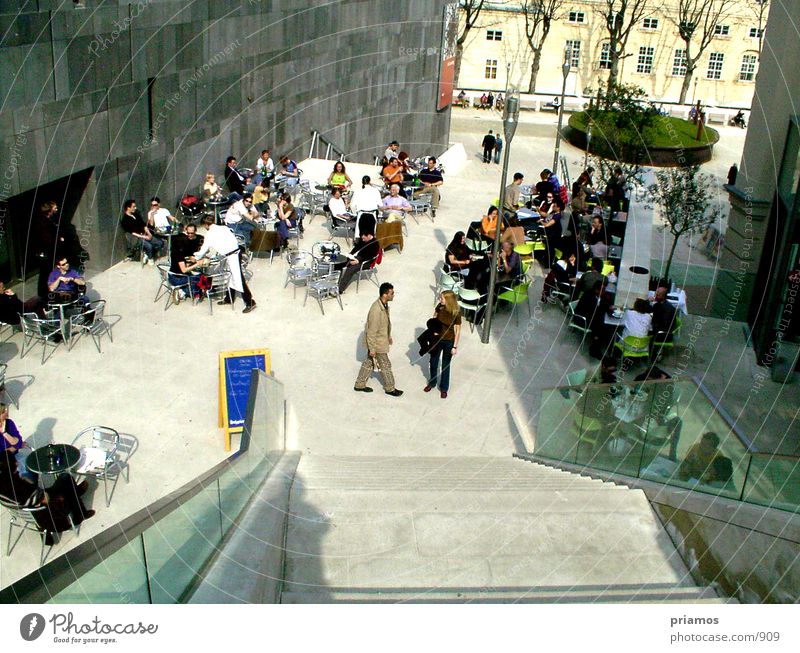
[381, 183, 411, 222]
[202, 173, 223, 203]
[47, 257, 85, 304]
[552, 251, 576, 288]
[338, 231, 380, 294]
[0, 280, 44, 324]
[588, 215, 608, 259]
[500, 214, 526, 247]
[275, 193, 302, 248]
[0, 403, 26, 455]
[383, 140, 400, 164]
[575, 280, 614, 359]
[496, 240, 521, 289]
[253, 149, 275, 185]
[416, 157, 444, 215]
[120, 199, 164, 264]
[444, 231, 472, 274]
[678, 431, 722, 481]
[328, 187, 353, 222]
[327, 161, 353, 190]
[279, 155, 300, 187]
[224, 156, 247, 199]
[480, 205, 502, 240]
[169, 224, 207, 302]
[397, 151, 417, 181]
[147, 196, 177, 232]
[651, 286, 678, 341]
[0, 451, 94, 545]
[251, 180, 270, 214]
[621, 298, 652, 339]
[225, 193, 259, 246]
[576, 257, 605, 299]
[381, 158, 405, 188]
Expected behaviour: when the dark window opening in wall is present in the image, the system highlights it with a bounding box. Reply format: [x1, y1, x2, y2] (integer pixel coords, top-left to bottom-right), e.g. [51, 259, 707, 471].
[0, 169, 93, 296]
[146, 77, 156, 137]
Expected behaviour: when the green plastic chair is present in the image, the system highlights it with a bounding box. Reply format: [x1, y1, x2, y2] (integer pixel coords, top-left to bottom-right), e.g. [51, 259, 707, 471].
[653, 315, 682, 357]
[457, 287, 487, 332]
[601, 261, 615, 276]
[615, 334, 652, 359]
[514, 242, 535, 257]
[496, 281, 531, 325]
[567, 300, 591, 337]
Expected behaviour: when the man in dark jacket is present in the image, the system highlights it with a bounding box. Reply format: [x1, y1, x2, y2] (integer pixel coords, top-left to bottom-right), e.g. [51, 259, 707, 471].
[481, 130, 496, 163]
[338, 231, 380, 294]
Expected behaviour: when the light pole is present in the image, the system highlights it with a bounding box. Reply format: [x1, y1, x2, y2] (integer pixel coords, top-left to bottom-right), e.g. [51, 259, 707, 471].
[584, 120, 592, 170]
[552, 46, 571, 173]
[481, 91, 520, 344]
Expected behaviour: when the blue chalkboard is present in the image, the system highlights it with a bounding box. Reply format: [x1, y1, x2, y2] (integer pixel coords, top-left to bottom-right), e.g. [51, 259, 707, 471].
[219, 349, 270, 433]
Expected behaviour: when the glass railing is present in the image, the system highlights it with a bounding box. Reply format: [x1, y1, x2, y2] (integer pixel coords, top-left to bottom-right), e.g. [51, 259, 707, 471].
[0, 370, 284, 604]
[535, 377, 800, 514]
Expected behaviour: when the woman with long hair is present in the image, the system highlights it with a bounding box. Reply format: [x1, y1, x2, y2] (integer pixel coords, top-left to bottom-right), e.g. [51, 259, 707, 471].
[327, 161, 353, 190]
[424, 290, 462, 399]
[444, 231, 471, 274]
[480, 205, 502, 240]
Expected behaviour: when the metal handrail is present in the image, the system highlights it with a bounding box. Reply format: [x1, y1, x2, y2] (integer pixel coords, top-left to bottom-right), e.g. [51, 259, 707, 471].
[308, 129, 346, 162]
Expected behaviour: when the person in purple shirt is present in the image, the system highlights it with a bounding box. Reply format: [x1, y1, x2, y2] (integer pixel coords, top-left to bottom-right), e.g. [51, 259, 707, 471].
[47, 257, 86, 302]
[381, 184, 411, 222]
[0, 403, 25, 454]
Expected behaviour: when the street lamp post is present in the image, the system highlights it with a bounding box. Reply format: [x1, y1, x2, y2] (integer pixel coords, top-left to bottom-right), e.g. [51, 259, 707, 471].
[552, 47, 572, 173]
[584, 120, 592, 169]
[481, 92, 520, 344]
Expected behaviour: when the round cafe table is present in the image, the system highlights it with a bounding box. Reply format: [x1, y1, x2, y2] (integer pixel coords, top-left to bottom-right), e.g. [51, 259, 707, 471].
[26, 443, 81, 488]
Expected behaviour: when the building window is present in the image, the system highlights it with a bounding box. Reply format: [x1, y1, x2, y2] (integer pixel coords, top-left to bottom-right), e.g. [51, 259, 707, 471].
[565, 40, 581, 69]
[486, 30, 502, 41]
[739, 53, 758, 82]
[485, 59, 498, 79]
[568, 11, 586, 23]
[636, 46, 655, 74]
[598, 42, 612, 70]
[707, 52, 724, 80]
[672, 49, 687, 76]
[642, 18, 659, 30]
[749, 27, 764, 39]
[714, 24, 730, 36]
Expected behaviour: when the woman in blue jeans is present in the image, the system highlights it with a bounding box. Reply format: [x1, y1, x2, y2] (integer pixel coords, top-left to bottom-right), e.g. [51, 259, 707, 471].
[424, 290, 462, 399]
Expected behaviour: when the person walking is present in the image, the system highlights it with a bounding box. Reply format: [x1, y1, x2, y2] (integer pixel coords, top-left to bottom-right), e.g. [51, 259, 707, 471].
[424, 291, 462, 399]
[493, 135, 503, 164]
[481, 129, 496, 163]
[354, 283, 403, 396]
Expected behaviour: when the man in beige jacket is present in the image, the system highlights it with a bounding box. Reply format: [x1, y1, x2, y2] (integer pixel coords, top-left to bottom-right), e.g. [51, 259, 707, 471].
[354, 282, 403, 396]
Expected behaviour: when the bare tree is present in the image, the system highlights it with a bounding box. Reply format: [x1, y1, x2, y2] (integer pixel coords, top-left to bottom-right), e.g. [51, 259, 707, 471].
[669, 0, 737, 104]
[520, 1, 564, 94]
[454, 0, 487, 87]
[748, 0, 769, 58]
[598, 0, 651, 90]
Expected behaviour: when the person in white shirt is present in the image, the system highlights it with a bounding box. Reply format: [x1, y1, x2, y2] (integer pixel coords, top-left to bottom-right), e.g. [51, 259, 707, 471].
[621, 298, 653, 339]
[383, 140, 399, 163]
[192, 223, 256, 313]
[350, 176, 383, 239]
[147, 196, 177, 231]
[253, 149, 274, 185]
[328, 188, 351, 221]
[224, 193, 259, 246]
[381, 183, 411, 222]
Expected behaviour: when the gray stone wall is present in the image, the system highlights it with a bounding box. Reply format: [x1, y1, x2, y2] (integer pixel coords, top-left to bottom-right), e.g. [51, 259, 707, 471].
[0, 0, 451, 274]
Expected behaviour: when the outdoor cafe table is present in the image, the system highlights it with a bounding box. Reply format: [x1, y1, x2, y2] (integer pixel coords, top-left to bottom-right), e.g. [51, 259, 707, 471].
[26, 443, 81, 488]
[47, 295, 83, 345]
[206, 198, 228, 225]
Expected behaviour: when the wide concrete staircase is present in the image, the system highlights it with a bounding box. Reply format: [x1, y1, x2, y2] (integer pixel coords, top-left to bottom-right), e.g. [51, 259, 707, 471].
[279, 455, 729, 603]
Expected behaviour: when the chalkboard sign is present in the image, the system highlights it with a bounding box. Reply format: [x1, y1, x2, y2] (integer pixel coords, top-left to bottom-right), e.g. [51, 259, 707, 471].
[218, 349, 270, 451]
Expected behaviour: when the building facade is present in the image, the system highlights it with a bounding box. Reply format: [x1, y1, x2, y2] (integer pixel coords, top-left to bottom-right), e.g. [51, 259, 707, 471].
[458, 1, 767, 108]
[0, 1, 450, 285]
[714, 0, 800, 369]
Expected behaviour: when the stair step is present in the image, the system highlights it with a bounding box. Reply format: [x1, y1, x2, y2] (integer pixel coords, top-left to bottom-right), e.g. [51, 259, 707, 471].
[281, 585, 728, 604]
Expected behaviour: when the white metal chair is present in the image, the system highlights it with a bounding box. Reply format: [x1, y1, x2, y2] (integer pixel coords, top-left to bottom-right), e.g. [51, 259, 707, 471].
[202, 270, 233, 314]
[19, 313, 62, 364]
[567, 300, 592, 338]
[354, 253, 380, 293]
[284, 250, 314, 298]
[0, 494, 77, 565]
[72, 426, 127, 508]
[456, 287, 488, 332]
[68, 299, 113, 352]
[154, 264, 192, 311]
[304, 271, 343, 315]
[0, 362, 18, 408]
